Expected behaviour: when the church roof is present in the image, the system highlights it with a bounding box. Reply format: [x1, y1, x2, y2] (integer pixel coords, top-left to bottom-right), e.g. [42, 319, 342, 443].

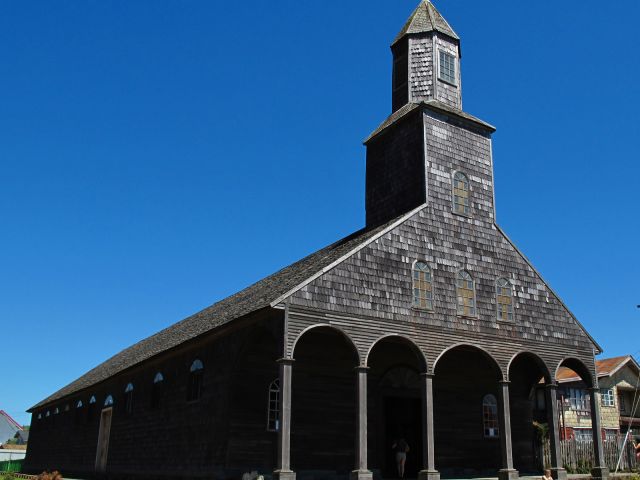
[30, 207, 423, 411]
[392, 0, 459, 46]
[364, 100, 495, 145]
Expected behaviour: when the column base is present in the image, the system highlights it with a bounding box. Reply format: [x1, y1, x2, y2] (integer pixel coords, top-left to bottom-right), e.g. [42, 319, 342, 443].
[550, 467, 567, 480]
[590, 466, 609, 480]
[273, 470, 296, 480]
[418, 469, 440, 480]
[498, 469, 519, 480]
[350, 469, 373, 480]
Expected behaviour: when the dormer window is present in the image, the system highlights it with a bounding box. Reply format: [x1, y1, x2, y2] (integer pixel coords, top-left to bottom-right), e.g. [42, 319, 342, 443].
[439, 50, 457, 85]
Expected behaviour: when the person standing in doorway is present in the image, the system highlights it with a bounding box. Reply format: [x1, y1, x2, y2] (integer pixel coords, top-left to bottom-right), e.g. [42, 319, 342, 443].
[391, 437, 410, 478]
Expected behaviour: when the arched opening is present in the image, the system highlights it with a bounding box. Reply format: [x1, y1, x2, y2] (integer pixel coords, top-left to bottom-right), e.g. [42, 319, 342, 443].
[507, 352, 552, 473]
[367, 335, 427, 479]
[555, 358, 596, 443]
[291, 326, 359, 477]
[433, 345, 502, 477]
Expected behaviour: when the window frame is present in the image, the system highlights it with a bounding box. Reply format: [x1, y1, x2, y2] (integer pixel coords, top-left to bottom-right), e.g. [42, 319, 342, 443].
[267, 378, 281, 432]
[495, 277, 515, 322]
[456, 269, 477, 317]
[187, 359, 204, 402]
[438, 49, 458, 86]
[151, 372, 164, 409]
[482, 394, 499, 438]
[451, 171, 471, 217]
[124, 383, 134, 415]
[600, 388, 615, 407]
[412, 260, 434, 311]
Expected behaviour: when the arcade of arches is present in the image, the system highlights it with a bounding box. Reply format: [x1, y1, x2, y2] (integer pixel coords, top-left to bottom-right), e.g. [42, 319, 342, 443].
[273, 327, 609, 480]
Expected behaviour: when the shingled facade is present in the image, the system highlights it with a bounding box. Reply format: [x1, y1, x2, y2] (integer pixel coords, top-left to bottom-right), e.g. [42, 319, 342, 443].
[25, 3, 610, 480]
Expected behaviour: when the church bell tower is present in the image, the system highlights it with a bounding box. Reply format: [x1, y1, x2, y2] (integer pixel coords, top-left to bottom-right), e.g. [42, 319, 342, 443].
[391, 0, 462, 112]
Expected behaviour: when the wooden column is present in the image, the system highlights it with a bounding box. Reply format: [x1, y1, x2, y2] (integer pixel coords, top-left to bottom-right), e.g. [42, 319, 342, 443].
[418, 373, 439, 480]
[274, 358, 296, 480]
[588, 387, 609, 480]
[498, 381, 519, 480]
[351, 367, 372, 480]
[545, 384, 567, 480]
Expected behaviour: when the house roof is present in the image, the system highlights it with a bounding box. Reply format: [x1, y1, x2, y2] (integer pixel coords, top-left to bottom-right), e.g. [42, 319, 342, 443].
[0, 412, 21, 432]
[392, 0, 459, 46]
[30, 207, 424, 411]
[557, 355, 639, 383]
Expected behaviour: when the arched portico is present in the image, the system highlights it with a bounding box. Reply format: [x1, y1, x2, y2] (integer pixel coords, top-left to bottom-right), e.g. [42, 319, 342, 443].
[367, 335, 430, 480]
[555, 358, 608, 480]
[289, 326, 359, 478]
[433, 344, 516, 480]
[507, 352, 563, 478]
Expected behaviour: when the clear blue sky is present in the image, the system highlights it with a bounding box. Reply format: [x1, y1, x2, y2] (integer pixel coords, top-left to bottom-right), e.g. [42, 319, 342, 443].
[2, 1, 638, 427]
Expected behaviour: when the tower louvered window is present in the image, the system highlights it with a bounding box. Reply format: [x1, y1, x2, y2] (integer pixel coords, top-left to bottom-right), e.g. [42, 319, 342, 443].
[412, 261, 433, 310]
[456, 270, 476, 316]
[453, 171, 470, 215]
[496, 278, 514, 321]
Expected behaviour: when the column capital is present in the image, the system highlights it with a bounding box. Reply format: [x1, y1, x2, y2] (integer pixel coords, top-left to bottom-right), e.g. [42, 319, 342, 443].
[420, 372, 435, 379]
[355, 366, 370, 372]
[277, 357, 296, 365]
[545, 382, 559, 390]
[587, 386, 600, 393]
[499, 380, 511, 386]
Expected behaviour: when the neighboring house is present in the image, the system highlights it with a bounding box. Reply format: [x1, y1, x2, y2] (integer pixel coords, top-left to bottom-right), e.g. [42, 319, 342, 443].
[0, 411, 22, 445]
[25, 2, 611, 480]
[557, 355, 640, 440]
[15, 429, 29, 445]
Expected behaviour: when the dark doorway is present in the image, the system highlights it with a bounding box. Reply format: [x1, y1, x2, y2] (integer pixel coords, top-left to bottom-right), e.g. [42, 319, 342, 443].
[384, 396, 423, 479]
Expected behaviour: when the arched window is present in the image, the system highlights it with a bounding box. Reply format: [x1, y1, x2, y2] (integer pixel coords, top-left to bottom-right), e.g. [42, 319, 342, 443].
[104, 395, 114, 407]
[187, 359, 204, 401]
[75, 400, 84, 425]
[482, 394, 499, 438]
[456, 270, 476, 316]
[124, 383, 134, 415]
[64, 404, 70, 412]
[267, 379, 280, 432]
[37, 413, 42, 420]
[151, 372, 164, 409]
[87, 395, 97, 423]
[54, 407, 60, 415]
[412, 261, 433, 310]
[452, 171, 470, 215]
[496, 278, 514, 321]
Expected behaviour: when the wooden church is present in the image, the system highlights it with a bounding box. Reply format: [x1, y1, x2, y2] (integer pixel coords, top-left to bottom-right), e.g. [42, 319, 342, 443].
[25, 2, 610, 480]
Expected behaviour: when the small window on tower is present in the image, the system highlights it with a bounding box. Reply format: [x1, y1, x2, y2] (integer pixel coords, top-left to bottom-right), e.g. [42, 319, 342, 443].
[412, 261, 434, 310]
[439, 50, 457, 85]
[452, 171, 470, 215]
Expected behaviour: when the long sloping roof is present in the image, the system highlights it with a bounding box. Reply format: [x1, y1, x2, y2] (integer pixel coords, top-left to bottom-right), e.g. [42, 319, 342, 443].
[393, 0, 459, 46]
[31, 209, 420, 411]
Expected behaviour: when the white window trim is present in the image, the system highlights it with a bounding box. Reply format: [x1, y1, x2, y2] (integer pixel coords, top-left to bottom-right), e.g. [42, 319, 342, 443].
[438, 49, 458, 87]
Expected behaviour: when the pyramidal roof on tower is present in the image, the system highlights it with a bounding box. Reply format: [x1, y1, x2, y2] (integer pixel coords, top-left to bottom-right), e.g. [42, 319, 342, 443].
[392, 0, 459, 45]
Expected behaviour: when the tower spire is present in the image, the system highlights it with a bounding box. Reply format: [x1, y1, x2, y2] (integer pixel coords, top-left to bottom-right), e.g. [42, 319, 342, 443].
[391, 0, 462, 112]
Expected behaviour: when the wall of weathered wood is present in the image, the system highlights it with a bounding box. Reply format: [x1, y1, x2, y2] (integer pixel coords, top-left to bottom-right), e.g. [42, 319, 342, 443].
[24, 313, 282, 480]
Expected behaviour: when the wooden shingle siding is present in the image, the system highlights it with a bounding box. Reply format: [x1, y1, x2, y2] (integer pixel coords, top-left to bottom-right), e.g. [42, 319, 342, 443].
[286, 107, 597, 383]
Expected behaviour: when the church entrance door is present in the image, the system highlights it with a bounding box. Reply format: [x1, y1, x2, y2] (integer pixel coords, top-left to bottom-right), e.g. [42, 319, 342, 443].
[95, 407, 112, 472]
[384, 395, 423, 479]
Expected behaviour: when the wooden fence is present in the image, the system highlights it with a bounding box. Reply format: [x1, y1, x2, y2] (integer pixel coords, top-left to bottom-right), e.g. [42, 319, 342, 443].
[539, 437, 638, 473]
